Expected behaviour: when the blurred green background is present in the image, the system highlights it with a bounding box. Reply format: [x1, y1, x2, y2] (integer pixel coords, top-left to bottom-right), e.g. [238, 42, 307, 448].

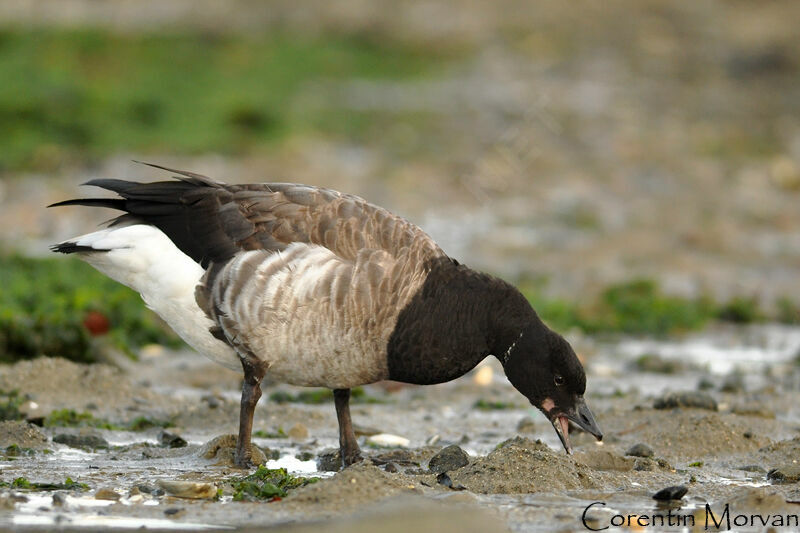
[1, 0, 799, 361]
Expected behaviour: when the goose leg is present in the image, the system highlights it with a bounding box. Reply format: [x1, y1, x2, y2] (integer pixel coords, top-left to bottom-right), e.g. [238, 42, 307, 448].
[235, 357, 268, 468]
[333, 388, 362, 467]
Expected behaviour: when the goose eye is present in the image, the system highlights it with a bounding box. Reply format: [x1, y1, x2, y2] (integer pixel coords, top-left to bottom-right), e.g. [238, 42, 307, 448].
[554, 374, 565, 386]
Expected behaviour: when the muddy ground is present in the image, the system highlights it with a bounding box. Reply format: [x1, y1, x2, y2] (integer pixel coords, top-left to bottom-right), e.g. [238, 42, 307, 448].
[1, 325, 799, 532]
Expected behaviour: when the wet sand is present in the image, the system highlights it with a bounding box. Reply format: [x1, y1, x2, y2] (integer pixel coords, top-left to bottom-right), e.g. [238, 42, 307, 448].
[1, 325, 799, 531]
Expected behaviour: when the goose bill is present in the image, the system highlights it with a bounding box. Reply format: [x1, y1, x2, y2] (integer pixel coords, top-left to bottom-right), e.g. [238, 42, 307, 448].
[552, 415, 572, 454]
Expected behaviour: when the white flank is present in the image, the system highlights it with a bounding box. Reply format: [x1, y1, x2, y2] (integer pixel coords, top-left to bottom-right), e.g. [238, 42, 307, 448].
[61, 224, 239, 369]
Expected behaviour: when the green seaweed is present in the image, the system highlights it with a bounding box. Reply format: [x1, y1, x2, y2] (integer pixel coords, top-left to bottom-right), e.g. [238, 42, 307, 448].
[269, 386, 383, 405]
[0, 28, 456, 171]
[0, 253, 183, 362]
[7, 476, 89, 491]
[253, 428, 287, 439]
[0, 389, 24, 421]
[43, 408, 173, 431]
[716, 296, 763, 324]
[230, 466, 318, 501]
[473, 399, 518, 410]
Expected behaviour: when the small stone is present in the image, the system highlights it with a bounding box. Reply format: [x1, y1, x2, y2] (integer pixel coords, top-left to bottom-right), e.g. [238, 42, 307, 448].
[53, 431, 109, 450]
[767, 465, 800, 483]
[158, 430, 188, 449]
[625, 443, 654, 458]
[656, 458, 673, 470]
[287, 423, 308, 440]
[516, 416, 537, 433]
[295, 451, 314, 461]
[52, 492, 67, 507]
[652, 485, 688, 501]
[136, 484, 164, 496]
[720, 374, 745, 393]
[199, 434, 266, 466]
[653, 391, 717, 411]
[428, 445, 470, 474]
[164, 507, 184, 517]
[157, 480, 217, 499]
[436, 472, 466, 491]
[633, 458, 655, 471]
[366, 433, 410, 448]
[697, 377, 715, 391]
[201, 395, 221, 409]
[384, 462, 398, 473]
[317, 449, 342, 472]
[94, 487, 121, 501]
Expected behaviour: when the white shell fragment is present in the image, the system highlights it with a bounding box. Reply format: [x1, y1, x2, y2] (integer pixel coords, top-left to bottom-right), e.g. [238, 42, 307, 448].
[366, 433, 410, 448]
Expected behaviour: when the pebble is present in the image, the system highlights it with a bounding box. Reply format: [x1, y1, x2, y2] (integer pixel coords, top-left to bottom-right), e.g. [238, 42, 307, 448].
[158, 430, 188, 448]
[384, 462, 398, 473]
[436, 472, 466, 491]
[53, 432, 109, 450]
[287, 423, 309, 440]
[317, 449, 342, 472]
[201, 395, 221, 409]
[652, 485, 688, 501]
[697, 377, 715, 390]
[199, 434, 266, 466]
[136, 484, 165, 496]
[633, 458, 655, 471]
[94, 487, 121, 501]
[720, 374, 745, 393]
[625, 443, 654, 458]
[366, 433, 410, 448]
[428, 445, 470, 474]
[295, 451, 314, 461]
[516, 416, 537, 433]
[52, 492, 67, 507]
[157, 480, 218, 500]
[653, 391, 717, 411]
[767, 465, 800, 483]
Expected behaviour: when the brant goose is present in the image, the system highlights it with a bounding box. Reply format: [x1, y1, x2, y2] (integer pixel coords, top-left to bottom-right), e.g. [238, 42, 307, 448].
[50, 164, 603, 467]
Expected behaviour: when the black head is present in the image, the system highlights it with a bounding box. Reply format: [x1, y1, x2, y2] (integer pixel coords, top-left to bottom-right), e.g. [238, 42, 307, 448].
[498, 323, 603, 453]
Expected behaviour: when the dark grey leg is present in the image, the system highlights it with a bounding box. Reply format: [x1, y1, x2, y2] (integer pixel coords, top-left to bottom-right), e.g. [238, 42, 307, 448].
[334, 388, 363, 467]
[235, 357, 268, 468]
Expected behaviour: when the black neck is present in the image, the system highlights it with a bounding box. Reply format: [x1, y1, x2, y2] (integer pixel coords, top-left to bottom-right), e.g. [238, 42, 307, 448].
[386, 257, 537, 385]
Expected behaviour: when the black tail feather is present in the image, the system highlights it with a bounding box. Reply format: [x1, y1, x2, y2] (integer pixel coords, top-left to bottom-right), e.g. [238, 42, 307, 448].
[132, 160, 221, 185]
[50, 242, 107, 254]
[49, 168, 237, 267]
[48, 198, 127, 210]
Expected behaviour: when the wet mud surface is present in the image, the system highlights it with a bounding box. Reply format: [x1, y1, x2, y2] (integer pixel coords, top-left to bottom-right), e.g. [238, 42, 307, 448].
[1, 325, 799, 531]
